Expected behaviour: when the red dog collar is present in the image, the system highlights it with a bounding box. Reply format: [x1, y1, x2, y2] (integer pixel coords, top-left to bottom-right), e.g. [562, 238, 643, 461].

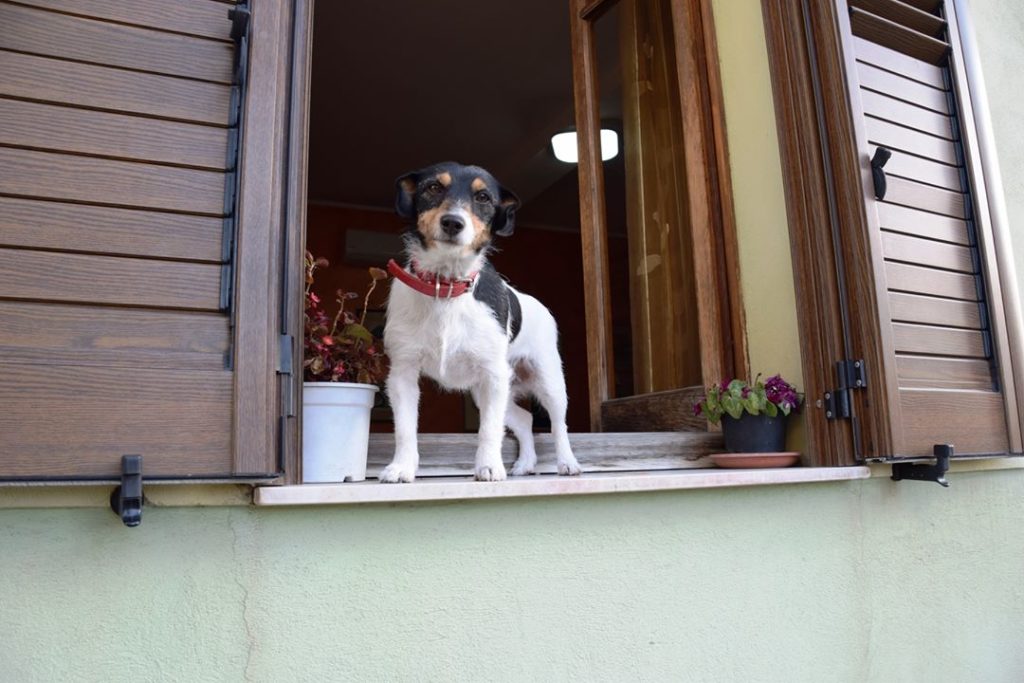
[387, 259, 479, 299]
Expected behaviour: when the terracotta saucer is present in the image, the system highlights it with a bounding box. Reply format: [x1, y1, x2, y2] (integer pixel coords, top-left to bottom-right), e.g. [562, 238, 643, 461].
[710, 452, 801, 469]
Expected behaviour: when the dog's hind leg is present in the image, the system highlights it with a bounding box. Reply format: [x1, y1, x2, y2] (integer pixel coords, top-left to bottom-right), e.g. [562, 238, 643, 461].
[506, 402, 537, 476]
[531, 359, 582, 476]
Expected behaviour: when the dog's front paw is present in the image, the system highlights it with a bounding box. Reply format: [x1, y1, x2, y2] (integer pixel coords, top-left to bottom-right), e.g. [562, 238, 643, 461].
[475, 462, 507, 482]
[379, 462, 416, 483]
[510, 453, 537, 476]
[557, 453, 582, 476]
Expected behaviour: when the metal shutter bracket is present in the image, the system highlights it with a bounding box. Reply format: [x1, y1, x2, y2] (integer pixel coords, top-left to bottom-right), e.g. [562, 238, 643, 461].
[109, 455, 144, 527]
[221, 0, 252, 365]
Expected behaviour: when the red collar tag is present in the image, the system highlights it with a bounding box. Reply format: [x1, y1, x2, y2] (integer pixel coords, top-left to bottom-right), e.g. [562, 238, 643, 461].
[386, 259, 478, 299]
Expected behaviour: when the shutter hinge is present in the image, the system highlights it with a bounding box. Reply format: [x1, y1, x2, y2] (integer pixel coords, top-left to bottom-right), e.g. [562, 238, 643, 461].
[278, 334, 294, 376]
[109, 455, 143, 528]
[823, 359, 866, 420]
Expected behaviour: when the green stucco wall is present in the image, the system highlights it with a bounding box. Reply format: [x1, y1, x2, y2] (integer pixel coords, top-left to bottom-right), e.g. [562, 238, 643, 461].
[3, 1, 1024, 681]
[4, 473, 1024, 682]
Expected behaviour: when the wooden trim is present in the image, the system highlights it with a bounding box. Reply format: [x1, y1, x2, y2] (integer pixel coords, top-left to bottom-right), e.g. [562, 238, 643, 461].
[231, 0, 293, 475]
[948, 0, 1024, 452]
[669, 0, 746, 388]
[761, 1, 861, 465]
[281, 0, 314, 485]
[569, 0, 615, 429]
[697, 0, 750, 381]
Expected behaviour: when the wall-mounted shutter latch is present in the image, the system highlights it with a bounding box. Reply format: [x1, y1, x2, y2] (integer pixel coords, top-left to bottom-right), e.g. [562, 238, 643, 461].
[823, 359, 866, 420]
[891, 444, 952, 487]
[870, 146, 891, 200]
[109, 455, 143, 527]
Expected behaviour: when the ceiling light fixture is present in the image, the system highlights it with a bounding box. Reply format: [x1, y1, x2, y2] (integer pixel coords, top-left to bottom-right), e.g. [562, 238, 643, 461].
[550, 129, 619, 163]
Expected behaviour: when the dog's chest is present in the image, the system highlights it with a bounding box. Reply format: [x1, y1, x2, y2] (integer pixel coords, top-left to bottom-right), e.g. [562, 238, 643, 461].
[386, 286, 507, 389]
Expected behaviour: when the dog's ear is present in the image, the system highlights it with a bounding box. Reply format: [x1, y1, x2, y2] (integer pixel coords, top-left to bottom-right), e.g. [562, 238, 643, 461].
[394, 172, 418, 220]
[493, 186, 521, 237]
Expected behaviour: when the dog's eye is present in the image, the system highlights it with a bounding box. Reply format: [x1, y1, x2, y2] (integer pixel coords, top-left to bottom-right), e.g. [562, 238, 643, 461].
[425, 182, 444, 195]
[474, 191, 492, 204]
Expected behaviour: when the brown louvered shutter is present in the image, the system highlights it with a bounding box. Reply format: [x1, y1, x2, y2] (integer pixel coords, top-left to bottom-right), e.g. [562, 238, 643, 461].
[0, 0, 293, 479]
[836, 0, 1022, 456]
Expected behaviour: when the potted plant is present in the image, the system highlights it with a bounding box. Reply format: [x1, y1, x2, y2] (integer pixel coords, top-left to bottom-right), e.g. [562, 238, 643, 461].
[693, 375, 803, 458]
[302, 252, 388, 483]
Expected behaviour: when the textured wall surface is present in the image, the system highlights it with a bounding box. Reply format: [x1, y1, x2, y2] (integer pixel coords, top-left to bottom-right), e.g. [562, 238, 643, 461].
[3, 472, 1024, 682]
[4, 0, 1024, 681]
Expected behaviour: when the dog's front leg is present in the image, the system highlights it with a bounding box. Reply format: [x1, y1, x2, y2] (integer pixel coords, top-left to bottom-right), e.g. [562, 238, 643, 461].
[472, 372, 510, 482]
[379, 361, 420, 483]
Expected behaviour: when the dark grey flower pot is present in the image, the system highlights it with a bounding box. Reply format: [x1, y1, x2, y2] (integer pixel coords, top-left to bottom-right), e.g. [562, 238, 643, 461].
[720, 413, 787, 453]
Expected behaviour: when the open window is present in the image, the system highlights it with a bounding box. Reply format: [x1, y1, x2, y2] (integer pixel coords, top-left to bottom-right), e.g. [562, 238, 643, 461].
[300, 0, 745, 480]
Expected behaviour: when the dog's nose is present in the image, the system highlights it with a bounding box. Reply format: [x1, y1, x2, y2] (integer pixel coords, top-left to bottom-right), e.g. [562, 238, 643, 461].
[440, 214, 465, 236]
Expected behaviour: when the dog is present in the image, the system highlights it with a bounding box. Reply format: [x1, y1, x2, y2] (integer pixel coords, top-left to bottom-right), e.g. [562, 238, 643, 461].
[379, 161, 582, 482]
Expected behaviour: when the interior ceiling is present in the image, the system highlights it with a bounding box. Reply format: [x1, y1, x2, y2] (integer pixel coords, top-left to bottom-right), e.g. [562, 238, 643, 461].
[307, 0, 623, 227]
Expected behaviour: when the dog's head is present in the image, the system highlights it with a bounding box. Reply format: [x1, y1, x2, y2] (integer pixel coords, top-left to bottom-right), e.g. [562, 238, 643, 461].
[394, 162, 521, 258]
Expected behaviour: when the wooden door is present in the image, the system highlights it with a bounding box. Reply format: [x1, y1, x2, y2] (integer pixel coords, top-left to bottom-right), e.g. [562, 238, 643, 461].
[835, 0, 1023, 456]
[0, 0, 295, 479]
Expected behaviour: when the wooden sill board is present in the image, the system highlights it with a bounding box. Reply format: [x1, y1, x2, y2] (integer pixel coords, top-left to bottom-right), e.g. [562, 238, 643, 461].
[255, 467, 871, 506]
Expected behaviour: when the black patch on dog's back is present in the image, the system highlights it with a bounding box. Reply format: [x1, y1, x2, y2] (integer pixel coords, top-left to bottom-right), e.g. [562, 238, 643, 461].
[473, 263, 521, 342]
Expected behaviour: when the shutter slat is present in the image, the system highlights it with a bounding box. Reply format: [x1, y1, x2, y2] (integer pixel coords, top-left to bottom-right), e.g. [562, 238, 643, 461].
[864, 117, 957, 165]
[889, 291, 982, 328]
[11, 0, 235, 41]
[898, 389, 1009, 455]
[896, 356, 993, 391]
[0, 147, 226, 215]
[0, 248, 222, 310]
[0, 51, 231, 125]
[860, 90, 953, 139]
[849, 0, 946, 38]
[885, 261, 978, 300]
[0, 197, 223, 262]
[882, 177, 964, 218]
[856, 62, 949, 113]
[897, 0, 943, 15]
[849, 7, 950, 64]
[876, 202, 969, 244]
[0, 98, 228, 171]
[0, 302, 228, 371]
[853, 36, 946, 88]
[877, 148, 962, 191]
[0, 3, 233, 83]
[893, 322, 987, 357]
[882, 231, 974, 272]
[0, 365, 234, 477]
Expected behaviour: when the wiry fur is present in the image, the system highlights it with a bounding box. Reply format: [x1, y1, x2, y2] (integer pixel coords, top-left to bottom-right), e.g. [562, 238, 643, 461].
[380, 162, 581, 482]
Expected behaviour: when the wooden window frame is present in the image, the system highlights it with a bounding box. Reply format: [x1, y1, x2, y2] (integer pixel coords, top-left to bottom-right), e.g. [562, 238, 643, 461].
[569, 0, 749, 430]
[761, 0, 1024, 466]
[280, 0, 747, 484]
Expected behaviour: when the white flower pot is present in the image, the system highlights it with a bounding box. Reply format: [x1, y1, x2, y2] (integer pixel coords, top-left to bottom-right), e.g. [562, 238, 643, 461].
[302, 382, 379, 483]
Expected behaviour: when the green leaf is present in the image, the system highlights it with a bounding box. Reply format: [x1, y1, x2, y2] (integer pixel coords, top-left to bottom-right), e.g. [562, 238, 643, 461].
[721, 395, 743, 420]
[765, 402, 778, 418]
[342, 323, 373, 343]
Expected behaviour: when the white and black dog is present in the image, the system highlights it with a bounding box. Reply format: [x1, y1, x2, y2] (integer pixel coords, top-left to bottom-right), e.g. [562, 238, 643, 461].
[380, 161, 582, 482]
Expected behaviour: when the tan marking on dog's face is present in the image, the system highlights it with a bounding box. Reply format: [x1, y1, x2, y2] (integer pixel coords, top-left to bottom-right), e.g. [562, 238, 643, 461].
[471, 177, 488, 193]
[417, 205, 445, 247]
[438, 172, 452, 187]
[468, 213, 491, 253]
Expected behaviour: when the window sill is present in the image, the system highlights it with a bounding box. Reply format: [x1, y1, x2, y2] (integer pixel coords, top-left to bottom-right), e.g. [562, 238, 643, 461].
[254, 466, 870, 506]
